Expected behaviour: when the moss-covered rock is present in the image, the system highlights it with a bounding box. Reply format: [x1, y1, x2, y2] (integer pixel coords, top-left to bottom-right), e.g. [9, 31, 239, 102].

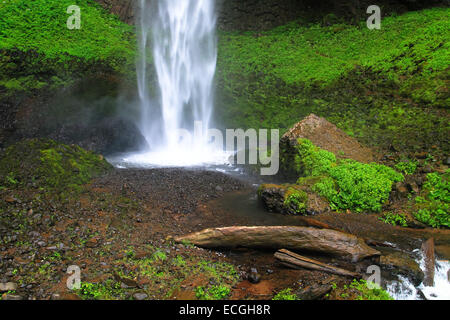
[278, 138, 404, 213]
[0, 139, 112, 189]
[258, 183, 328, 215]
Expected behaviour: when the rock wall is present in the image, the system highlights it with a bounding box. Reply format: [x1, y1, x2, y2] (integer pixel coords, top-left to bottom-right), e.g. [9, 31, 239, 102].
[95, 0, 135, 24]
[94, 0, 448, 30]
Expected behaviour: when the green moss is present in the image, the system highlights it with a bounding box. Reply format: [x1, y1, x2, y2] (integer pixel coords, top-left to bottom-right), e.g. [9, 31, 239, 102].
[395, 160, 419, 175]
[195, 285, 231, 300]
[293, 139, 337, 176]
[272, 288, 298, 300]
[0, 0, 135, 96]
[314, 160, 404, 212]
[414, 170, 449, 228]
[284, 187, 308, 215]
[348, 280, 394, 301]
[114, 245, 239, 300]
[293, 139, 403, 212]
[77, 280, 126, 300]
[0, 139, 112, 189]
[216, 8, 450, 154]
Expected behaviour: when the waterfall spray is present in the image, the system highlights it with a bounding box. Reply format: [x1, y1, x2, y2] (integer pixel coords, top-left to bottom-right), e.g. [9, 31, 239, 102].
[126, 0, 230, 167]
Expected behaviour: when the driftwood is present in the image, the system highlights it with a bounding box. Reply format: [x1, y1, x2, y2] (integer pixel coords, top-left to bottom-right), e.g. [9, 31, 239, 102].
[274, 249, 361, 278]
[421, 238, 435, 287]
[175, 226, 380, 262]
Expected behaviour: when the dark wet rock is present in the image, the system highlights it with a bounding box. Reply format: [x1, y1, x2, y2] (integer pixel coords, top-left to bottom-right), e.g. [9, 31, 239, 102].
[392, 182, 409, 199]
[296, 283, 332, 300]
[379, 252, 424, 286]
[406, 181, 420, 194]
[248, 272, 261, 284]
[248, 268, 261, 284]
[421, 166, 433, 174]
[114, 273, 139, 288]
[415, 152, 428, 159]
[258, 183, 328, 215]
[444, 157, 450, 166]
[49, 117, 148, 155]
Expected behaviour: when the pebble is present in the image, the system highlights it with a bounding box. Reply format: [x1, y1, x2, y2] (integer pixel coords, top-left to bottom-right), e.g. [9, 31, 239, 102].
[133, 293, 148, 300]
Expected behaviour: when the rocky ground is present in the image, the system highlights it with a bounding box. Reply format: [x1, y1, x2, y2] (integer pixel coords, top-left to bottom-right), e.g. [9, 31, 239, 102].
[1, 162, 448, 300]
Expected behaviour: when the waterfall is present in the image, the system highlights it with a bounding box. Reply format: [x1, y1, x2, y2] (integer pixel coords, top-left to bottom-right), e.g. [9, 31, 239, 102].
[126, 0, 230, 167]
[386, 250, 450, 300]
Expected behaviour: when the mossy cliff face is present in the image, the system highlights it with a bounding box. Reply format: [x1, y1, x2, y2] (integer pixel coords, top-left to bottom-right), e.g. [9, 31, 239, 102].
[215, 8, 450, 156]
[0, 139, 112, 190]
[0, 0, 138, 152]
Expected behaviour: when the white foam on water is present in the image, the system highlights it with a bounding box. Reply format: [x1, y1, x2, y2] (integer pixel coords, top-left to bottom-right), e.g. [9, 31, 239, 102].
[387, 251, 450, 300]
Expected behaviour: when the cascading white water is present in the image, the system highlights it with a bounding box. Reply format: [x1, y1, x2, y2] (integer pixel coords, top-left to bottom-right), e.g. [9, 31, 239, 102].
[125, 0, 230, 167]
[386, 250, 450, 300]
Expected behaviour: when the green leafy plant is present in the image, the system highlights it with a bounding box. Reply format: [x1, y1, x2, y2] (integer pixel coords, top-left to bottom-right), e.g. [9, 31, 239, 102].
[414, 170, 449, 228]
[77, 280, 126, 300]
[195, 285, 231, 300]
[294, 139, 404, 212]
[284, 187, 308, 215]
[395, 160, 418, 175]
[272, 288, 298, 300]
[379, 212, 408, 227]
[349, 280, 394, 300]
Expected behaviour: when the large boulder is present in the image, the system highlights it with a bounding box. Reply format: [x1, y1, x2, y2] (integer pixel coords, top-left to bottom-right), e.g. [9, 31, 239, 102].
[379, 252, 424, 286]
[280, 114, 375, 177]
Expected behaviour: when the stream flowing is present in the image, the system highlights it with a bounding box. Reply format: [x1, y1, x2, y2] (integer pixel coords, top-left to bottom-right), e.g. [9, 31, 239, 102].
[387, 251, 450, 300]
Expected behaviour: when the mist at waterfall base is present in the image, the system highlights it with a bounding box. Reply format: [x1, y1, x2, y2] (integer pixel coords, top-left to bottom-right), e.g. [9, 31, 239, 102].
[112, 0, 232, 169]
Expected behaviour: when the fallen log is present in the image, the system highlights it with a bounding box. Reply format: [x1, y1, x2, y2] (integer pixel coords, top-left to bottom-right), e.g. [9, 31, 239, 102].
[175, 226, 380, 262]
[274, 249, 361, 278]
[421, 238, 435, 287]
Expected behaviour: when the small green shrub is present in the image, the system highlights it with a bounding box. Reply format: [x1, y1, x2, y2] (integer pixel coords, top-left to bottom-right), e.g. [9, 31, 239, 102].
[395, 160, 419, 175]
[293, 139, 403, 212]
[414, 170, 449, 228]
[349, 280, 394, 300]
[272, 288, 298, 300]
[77, 280, 126, 300]
[379, 212, 408, 227]
[195, 285, 231, 300]
[295, 139, 337, 176]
